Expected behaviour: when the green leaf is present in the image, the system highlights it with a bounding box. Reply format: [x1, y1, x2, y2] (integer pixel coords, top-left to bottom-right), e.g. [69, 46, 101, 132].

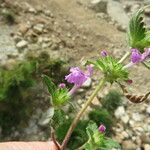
[89, 56, 129, 83]
[128, 6, 150, 51]
[103, 138, 121, 149]
[42, 75, 56, 95]
[52, 88, 70, 107]
[85, 123, 105, 150]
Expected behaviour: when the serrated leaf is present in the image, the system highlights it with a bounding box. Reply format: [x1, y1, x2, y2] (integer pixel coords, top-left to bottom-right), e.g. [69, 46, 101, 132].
[128, 8, 145, 48]
[128, 6, 150, 51]
[42, 75, 56, 95]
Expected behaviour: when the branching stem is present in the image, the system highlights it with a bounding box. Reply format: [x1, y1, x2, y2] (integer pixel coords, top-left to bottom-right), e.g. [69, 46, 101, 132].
[60, 78, 106, 150]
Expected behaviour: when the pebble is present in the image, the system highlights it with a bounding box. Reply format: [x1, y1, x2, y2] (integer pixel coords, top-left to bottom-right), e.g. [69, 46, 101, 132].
[143, 144, 150, 150]
[82, 78, 92, 88]
[144, 7, 150, 16]
[90, 0, 107, 13]
[121, 114, 129, 124]
[18, 24, 29, 35]
[16, 40, 28, 49]
[38, 108, 54, 126]
[33, 24, 44, 34]
[132, 113, 143, 122]
[114, 106, 125, 119]
[122, 140, 136, 150]
[146, 106, 150, 114]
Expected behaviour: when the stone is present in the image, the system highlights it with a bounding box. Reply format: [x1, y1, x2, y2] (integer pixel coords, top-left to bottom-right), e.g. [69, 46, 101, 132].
[28, 7, 37, 14]
[116, 24, 126, 32]
[13, 35, 22, 43]
[129, 120, 135, 128]
[91, 97, 101, 106]
[114, 106, 125, 119]
[132, 113, 143, 122]
[146, 106, 150, 114]
[18, 24, 29, 35]
[121, 114, 129, 124]
[143, 144, 150, 150]
[16, 40, 28, 49]
[33, 24, 44, 34]
[82, 78, 92, 88]
[122, 140, 136, 150]
[107, 0, 129, 27]
[144, 8, 150, 16]
[113, 134, 124, 143]
[90, 0, 107, 13]
[77, 99, 82, 105]
[38, 108, 54, 126]
[122, 131, 129, 139]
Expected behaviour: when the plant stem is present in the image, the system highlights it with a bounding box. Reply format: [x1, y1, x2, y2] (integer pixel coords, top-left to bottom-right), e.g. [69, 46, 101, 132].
[60, 78, 106, 150]
[118, 51, 130, 63]
[142, 62, 150, 70]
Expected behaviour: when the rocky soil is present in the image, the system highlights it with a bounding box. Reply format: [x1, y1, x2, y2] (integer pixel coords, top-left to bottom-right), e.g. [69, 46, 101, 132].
[0, 0, 150, 149]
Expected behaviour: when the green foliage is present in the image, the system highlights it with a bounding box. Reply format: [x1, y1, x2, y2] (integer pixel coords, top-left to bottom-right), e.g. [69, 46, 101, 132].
[102, 90, 122, 113]
[0, 51, 68, 138]
[85, 123, 120, 150]
[42, 75, 70, 107]
[0, 61, 36, 101]
[88, 56, 128, 83]
[53, 110, 89, 150]
[88, 108, 113, 135]
[0, 61, 36, 136]
[128, 6, 150, 51]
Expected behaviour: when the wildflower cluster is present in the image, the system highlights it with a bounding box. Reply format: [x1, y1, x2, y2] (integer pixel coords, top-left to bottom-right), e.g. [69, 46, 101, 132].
[42, 6, 150, 150]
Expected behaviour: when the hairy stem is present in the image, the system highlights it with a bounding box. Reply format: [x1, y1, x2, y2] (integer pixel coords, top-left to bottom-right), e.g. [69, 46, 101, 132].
[118, 51, 130, 63]
[60, 78, 106, 150]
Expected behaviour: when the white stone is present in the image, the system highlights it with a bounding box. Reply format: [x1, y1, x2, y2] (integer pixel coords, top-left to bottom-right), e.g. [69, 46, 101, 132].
[129, 120, 135, 128]
[16, 40, 28, 49]
[121, 114, 129, 124]
[114, 106, 125, 119]
[146, 106, 150, 114]
[132, 113, 143, 122]
[33, 24, 44, 34]
[82, 78, 92, 88]
[38, 108, 54, 126]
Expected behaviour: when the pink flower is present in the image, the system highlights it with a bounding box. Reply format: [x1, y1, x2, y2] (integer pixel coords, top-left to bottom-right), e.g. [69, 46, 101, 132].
[65, 66, 93, 95]
[59, 83, 66, 88]
[131, 48, 150, 63]
[131, 49, 142, 63]
[98, 124, 106, 133]
[65, 66, 93, 86]
[101, 50, 108, 57]
[124, 48, 150, 68]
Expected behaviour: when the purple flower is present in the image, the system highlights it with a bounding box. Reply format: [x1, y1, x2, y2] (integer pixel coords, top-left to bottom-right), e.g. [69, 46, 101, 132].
[131, 49, 142, 63]
[101, 50, 108, 57]
[98, 124, 106, 133]
[124, 48, 150, 68]
[131, 48, 150, 63]
[59, 83, 66, 88]
[65, 67, 91, 86]
[65, 66, 93, 95]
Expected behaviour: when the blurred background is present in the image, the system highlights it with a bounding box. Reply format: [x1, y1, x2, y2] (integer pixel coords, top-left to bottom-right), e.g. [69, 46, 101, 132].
[0, 0, 150, 150]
